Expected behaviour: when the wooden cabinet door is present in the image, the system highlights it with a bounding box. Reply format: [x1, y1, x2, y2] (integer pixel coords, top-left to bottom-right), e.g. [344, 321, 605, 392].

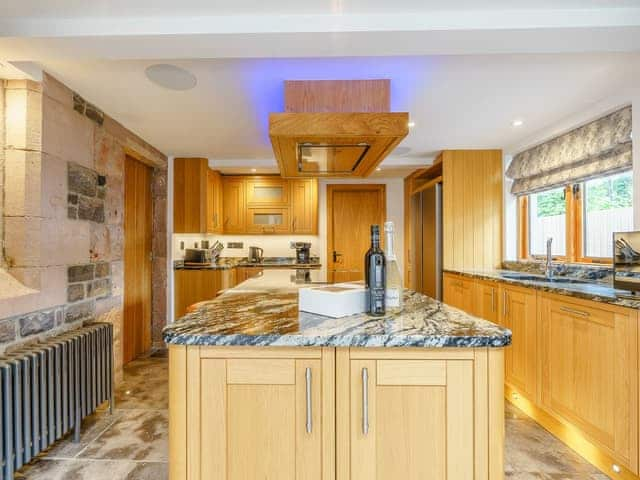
[246, 207, 291, 234]
[206, 169, 223, 233]
[340, 351, 499, 480]
[222, 177, 246, 233]
[246, 177, 290, 207]
[443, 273, 476, 314]
[174, 158, 208, 233]
[236, 267, 263, 283]
[174, 269, 221, 319]
[500, 285, 536, 399]
[539, 295, 638, 472]
[291, 179, 318, 234]
[476, 281, 500, 324]
[190, 348, 333, 480]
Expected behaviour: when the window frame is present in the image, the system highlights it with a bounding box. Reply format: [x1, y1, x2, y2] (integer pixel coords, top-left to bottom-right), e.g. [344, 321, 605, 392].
[517, 172, 633, 264]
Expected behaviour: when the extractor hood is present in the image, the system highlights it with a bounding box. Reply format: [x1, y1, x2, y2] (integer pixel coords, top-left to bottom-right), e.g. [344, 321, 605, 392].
[269, 80, 409, 178]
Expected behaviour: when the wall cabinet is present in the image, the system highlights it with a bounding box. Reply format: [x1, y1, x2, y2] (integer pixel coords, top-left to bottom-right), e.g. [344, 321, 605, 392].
[174, 158, 224, 234]
[291, 179, 318, 234]
[539, 293, 638, 472]
[500, 285, 537, 400]
[443, 273, 477, 315]
[246, 207, 291, 234]
[246, 177, 290, 207]
[222, 177, 246, 234]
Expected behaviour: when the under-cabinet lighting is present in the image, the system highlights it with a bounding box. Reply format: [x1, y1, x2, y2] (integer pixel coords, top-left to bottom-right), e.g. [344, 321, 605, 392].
[407, 121, 416, 128]
[512, 119, 524, 127]
[612, 464, 621, 473]
[250, 168, 257, 173]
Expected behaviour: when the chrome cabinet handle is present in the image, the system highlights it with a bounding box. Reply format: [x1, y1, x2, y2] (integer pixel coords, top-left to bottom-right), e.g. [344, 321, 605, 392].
[305, 368, 312, 433]
[503, 291, 508, 317]
[362, 367, 369, 435]
[560, 306, 590, 317]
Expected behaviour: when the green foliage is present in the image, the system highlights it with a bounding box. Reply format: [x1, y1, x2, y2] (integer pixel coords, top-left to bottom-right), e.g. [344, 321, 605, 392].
[586, 174, 632, 212]
[535, 189, 565, 218]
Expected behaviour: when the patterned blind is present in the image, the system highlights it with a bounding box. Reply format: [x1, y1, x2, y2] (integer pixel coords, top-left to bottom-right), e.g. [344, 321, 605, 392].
[506, 106, 632, 195]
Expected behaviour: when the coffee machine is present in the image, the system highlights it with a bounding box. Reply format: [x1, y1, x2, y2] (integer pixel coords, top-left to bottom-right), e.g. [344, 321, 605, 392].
[293, 242, 312, 264]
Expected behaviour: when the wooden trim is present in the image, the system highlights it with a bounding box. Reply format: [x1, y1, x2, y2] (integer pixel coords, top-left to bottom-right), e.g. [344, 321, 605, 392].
[186, 346, 201, 480]
[321, 347, 336, 480]
[284, 79, 391, 113]
[410, 176, 442, 196]
[488, 348, 505, 480]
[326, 184, 386, 283]
[506, 384, 638, 480]
[169, 345, 187, 480]
[199, 346, 322, 359]
[335, 348, 351, 480]
[518, 195, 529, 261]
[349, 347, 474, 360]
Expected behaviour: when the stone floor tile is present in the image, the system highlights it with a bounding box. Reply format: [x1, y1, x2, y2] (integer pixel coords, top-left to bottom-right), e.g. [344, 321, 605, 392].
[16, 458, 167, 480]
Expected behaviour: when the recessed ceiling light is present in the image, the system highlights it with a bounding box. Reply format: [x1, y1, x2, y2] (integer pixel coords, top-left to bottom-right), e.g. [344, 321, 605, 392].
[145, 64, 197, 91]
[376, 167, 382, 171]
[250, 168, 257, 173]
[512, 119, 524, 127]
[407, 121, 416, 128]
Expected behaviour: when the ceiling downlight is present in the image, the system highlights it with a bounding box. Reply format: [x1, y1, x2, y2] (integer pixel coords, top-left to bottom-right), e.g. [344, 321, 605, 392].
[145, 64, 197, 91]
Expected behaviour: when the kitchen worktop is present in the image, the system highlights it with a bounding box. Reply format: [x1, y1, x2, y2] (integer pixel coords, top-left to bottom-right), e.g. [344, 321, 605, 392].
[173, 257, 322, 270]
[445, 268, 640, 309]
[163, 269, 511, 348]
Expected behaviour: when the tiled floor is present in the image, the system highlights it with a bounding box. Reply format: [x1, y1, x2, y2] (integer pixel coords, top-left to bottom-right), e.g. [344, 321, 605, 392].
[17, 352, 610, 479]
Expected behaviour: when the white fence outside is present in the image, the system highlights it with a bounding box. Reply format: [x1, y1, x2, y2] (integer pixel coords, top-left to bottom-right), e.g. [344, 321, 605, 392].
[530, 207, 633, 258]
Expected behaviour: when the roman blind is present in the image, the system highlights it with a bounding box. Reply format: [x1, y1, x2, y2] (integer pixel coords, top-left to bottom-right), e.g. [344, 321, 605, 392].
[506, 106, 632, 195]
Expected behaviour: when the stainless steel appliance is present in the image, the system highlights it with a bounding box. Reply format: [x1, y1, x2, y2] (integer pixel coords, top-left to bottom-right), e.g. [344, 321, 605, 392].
[410, 182, 443, 300]
[293, 242, 312, 264]
[614, 231, 640, 293]
[183, 248, 212, 265]
[248, 246, 264, 263]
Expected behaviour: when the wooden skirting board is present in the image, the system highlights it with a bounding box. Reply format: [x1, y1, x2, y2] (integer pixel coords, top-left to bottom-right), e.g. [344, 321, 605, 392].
[505, 384, 637, 480]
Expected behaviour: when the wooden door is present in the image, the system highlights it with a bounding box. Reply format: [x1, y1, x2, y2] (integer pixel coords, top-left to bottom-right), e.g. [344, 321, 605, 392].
[206, 169, 223, 233]
[338, 349, 503, 480]
[476, 281, 500, 324]
[539, 295, 638, 471]
[291, 179, 318, 234]
[222, 177, 246, 233]
[124, 156, 152, 364]
[327, 184, 386, 283]
[500, 285, 536, 399]
[184, 347, 334, 480]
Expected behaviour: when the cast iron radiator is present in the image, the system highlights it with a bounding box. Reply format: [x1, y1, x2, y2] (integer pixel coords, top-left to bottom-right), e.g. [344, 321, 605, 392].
[0, 322, 113, 479]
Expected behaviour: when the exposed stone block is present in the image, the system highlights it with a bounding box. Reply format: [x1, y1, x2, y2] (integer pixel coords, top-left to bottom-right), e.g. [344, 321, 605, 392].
[68, 206, 77, 219]
[68, 162, 97, 197]
[67, 284, 84, 302]
[41, 153, 68, 220]
[68, 193, 78, 205]
[85, 102, 104, 126]
[78, 196, 105, 223]
[87, 278, 111, 299]
[19, 309, 56, 337]
[68, 264, 94, 282]
[64, 300, 95, 324]
[95, 261, 110, 278]
[42, 94, 93, 167]
[4, 216, 41, 267]
[5, 87, 42, 151]
[4, 150, 42, 217]
[0, 319, 16, 344]
[97, 186, 106, 199]
[41, 218, 91, 267]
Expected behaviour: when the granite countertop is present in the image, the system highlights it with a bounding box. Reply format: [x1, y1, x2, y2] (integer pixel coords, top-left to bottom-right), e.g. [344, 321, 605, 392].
[445, 268, 640, 310]
[174, 257, 321, 270]
[163, 269, 511, 348]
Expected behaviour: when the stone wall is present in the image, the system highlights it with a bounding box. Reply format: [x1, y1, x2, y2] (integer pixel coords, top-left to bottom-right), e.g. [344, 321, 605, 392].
[0, 73, 168, 382]
[0, 81, 4, 269]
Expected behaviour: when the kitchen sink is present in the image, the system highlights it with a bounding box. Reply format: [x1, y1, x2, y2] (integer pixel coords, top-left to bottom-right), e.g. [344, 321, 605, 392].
[499, 273, 589, 285]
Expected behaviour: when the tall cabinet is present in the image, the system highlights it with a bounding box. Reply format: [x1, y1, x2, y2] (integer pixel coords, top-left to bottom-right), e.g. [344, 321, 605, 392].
[174, 157, 223, 234]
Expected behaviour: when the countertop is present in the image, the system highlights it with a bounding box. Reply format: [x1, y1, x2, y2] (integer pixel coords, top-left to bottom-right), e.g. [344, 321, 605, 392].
[174, 257, 322, 270]
[445, 268, 640, 310]
[163, 269, 511, 348]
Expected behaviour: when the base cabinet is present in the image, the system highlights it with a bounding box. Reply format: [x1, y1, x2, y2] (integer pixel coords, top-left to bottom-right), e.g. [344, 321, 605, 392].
[170, 346, 505, 480]
[174, 269, 224, 319]
[443, 273, 477, 315]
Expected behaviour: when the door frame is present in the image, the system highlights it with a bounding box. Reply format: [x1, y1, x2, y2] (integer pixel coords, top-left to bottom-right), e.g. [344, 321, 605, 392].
[326, 184, 387, 283]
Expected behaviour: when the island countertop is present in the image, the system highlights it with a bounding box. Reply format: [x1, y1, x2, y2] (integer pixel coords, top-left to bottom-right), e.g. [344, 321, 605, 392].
[163, 269, 511, 348]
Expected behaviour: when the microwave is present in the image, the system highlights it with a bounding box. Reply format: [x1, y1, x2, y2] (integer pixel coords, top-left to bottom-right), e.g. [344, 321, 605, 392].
[614, 231, 640, 293]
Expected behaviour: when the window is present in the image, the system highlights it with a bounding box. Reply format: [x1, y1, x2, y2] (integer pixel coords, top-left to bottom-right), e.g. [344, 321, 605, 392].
[519, 170, 634, 263]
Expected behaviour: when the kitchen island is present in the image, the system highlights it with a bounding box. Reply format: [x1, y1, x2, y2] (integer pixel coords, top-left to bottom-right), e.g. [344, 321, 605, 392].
[164, 269, 511, 480]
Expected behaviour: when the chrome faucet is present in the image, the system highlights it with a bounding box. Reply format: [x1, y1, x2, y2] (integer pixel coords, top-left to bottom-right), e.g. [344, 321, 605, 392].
[545, 237, 553, 279]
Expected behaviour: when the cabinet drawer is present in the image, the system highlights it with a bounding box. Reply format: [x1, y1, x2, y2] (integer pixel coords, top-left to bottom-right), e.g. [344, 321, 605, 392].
[246, 207, 291, 234]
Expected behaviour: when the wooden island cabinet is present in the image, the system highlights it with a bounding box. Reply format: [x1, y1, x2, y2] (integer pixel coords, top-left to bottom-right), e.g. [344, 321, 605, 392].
[443, 271, 640, 478]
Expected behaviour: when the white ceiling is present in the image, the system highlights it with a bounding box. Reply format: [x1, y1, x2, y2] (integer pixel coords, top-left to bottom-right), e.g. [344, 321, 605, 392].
[2, 0, 640, 175]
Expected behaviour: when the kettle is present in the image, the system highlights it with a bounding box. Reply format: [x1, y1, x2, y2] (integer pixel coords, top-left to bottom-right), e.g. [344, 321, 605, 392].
[248, 246, 264, 263]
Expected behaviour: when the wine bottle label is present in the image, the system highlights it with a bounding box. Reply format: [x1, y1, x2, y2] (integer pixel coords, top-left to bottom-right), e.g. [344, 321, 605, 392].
[385, 288, 401, 307]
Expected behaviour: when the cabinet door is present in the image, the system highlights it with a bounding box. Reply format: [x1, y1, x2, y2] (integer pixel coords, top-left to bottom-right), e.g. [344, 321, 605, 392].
[501, 286, 536, 399]
[206, 169, 223, 234]
[343, 354, 495, 480]
[291, 179, 318, 234]
[174, 158, 208, 233]
[443, 273, 476, 314]
[246, 207, 291, 234]
[539, 296, 638, 472]
[174, 269, 221, 319]
[246, 178, 290, 207]
[222, 178, 246, 233]
[189, 349, 333, 480]
[476, 281, 499, 324]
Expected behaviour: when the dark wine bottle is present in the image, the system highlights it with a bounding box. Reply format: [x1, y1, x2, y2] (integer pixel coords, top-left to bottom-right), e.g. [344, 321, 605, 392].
[365, 225, 386, 316]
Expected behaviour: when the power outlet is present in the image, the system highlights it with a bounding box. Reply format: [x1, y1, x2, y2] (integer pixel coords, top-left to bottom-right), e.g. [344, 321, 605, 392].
[227, 242, 244, 249]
